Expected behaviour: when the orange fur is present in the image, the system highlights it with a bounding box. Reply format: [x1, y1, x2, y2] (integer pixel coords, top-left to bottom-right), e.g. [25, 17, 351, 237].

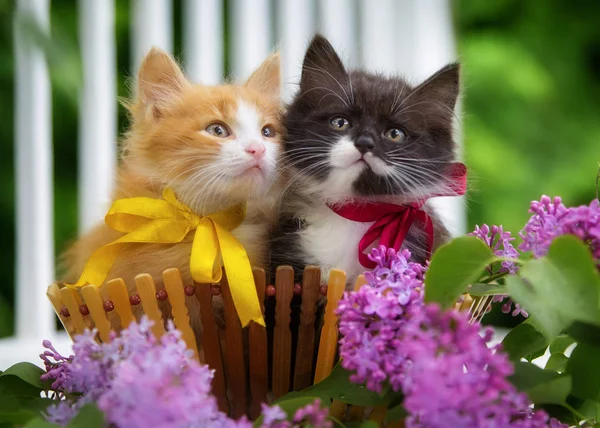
[60, 48, 283, 340]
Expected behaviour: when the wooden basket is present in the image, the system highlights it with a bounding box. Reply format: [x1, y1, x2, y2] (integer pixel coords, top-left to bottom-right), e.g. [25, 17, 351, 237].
[47, 266, 489, 423]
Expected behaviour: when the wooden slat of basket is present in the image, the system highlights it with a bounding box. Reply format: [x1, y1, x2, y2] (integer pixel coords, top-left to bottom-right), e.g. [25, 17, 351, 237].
[369, 405, 388, 423]
[459, 293, 474, 312]
[59, 287, 87, 335]
[195, 281, 228, 414]
[47, 284, 75, 338]
[313, 269, 345, 383]
[348, 405, 365, 421]
[354, 274, 367, 290]
[293, 266, 321, 391]
[72, 288, 94, 331]
[272, 266, 294, 399]
[220, 271, 248, 419]
[248, 268, 268, 420]
[470, 294, 492, 323]
[134, 274, 165, 338]
[81, 285, 112, 343]
[163, 268, 199, 361]
[107, 278, 136, 328]
[330, 400, 346, 420]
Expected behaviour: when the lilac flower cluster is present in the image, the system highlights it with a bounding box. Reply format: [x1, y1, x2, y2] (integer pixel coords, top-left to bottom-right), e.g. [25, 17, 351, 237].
[468, 224, 527, 317]
[468, 196, 600, 317]
[337, 247, 560, 428]
[261, 400, 331, 428]
[41, 319, 237, 427]
[401, 305, 548, 427]
[41, 318, 330, 428]
[337, 246, 426, 392]
[469, 224, 520, 274]
[519, 196, 600, 259]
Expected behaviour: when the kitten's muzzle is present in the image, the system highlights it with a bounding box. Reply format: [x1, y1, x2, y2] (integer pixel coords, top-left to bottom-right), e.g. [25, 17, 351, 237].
[245, 142, 266, 159]
[354, 135, 375, 154]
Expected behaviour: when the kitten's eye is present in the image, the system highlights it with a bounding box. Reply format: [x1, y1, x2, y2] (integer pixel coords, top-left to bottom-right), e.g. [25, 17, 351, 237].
[329, 116, 351, 131]
[384, 128, 406, 143]
[205, 123, 231, 138]
[262, 125, 276, 138]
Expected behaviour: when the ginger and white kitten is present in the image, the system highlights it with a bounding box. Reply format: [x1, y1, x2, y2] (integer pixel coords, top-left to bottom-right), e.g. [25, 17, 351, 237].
[270, 35, 460, 285]
[62, 48, 282, 336]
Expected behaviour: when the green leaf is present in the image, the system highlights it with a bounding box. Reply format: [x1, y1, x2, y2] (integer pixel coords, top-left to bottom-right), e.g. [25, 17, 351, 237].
[566, 343, 600, 401]
[425, 236, 495, 307]
[0, 375, 44, 399]
[566, 322, 600, 347]
[277, 364, 386, 407]
[509, 361, 560, 392]
[466, 282, 507, 297]
[0, 363, 49, 390]
[24, 418, 60, 428]
[507, 236, 600, 338]
[67, 404, 105, 428]
[575, 399, 600, 421]
[359, 422, 379, 428]
[254, 397, 323, 427]
[509, 362, 572, 406]
[526, 375, 572, 405]
[0, 397, 55, 426]
[384, 404, 407, 423]
[549, 335, 576, 354]
[545, 353, 569, 372]
[502, 321, 548, 361]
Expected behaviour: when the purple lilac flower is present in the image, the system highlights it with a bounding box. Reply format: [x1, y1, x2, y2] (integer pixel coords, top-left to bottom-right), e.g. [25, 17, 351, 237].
[261, 403, 287, 426]
[469, 224, 528, 317]
[260, 400, 331, 428]
[42, 318, 251, 428]
[97, 328, 232, 428]
[519, 196, 600, 259]
[401, 304, 550, 428]
[337, 246, 561, 427]
[40, 339, 72, 392]
[469, 224, 520, 274]
[42, 318, 331, 428]
[337, 246, 426, 393]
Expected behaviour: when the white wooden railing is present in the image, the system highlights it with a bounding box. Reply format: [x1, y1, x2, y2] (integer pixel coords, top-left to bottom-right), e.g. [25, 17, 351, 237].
[6, 0, 460, 369]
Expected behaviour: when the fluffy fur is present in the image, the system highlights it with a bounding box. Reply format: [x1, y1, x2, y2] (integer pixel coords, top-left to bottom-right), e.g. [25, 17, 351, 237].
[270, 35, 460, 285]
[61, 48, 283, 339]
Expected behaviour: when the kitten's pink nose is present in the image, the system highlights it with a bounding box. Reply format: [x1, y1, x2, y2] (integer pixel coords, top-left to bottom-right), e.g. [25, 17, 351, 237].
[245, 142, 266, 159]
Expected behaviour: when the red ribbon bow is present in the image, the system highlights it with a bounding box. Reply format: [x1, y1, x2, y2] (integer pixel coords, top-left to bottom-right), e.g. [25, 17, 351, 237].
[327, 163, 467, 268]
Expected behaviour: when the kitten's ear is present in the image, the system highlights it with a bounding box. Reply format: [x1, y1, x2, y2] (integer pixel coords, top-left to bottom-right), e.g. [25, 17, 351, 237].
[414, 63, 460, 113]
[136, 48, 189, 119]
[300, 35, 346, 91]
[245, 52, 281, 97]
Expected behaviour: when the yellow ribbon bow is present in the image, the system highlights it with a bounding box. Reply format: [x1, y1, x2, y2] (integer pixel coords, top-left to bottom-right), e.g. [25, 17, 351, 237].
[67, 188, 264, 327]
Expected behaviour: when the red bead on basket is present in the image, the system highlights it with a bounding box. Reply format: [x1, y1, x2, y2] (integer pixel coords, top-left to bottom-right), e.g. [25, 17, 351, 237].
[156, 289, 168, 301]
[293, 283, 302, 295]
[129, 294, 141, 306]
[79, 304, 89, 316]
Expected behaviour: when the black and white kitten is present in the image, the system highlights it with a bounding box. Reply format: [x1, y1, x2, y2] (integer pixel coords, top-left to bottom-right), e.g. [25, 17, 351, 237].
[271, 35, 463, 285]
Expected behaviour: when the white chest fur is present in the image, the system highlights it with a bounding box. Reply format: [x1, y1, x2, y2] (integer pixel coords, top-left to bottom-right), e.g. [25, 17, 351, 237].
[298, 204, 373, 286]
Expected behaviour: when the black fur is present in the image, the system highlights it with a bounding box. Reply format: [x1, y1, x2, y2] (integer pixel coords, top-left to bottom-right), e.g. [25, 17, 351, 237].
[284, 35, 459, 196]
[270, 35, 461, 281]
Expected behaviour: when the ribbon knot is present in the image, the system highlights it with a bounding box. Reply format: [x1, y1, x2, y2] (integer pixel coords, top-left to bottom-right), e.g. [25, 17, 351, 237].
[328, 163, 467, 269]
[67, 187, 264, 327]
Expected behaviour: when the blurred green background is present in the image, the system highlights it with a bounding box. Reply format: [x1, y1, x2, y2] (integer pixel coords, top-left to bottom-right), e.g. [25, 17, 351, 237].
[1, 0, 599, 337]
